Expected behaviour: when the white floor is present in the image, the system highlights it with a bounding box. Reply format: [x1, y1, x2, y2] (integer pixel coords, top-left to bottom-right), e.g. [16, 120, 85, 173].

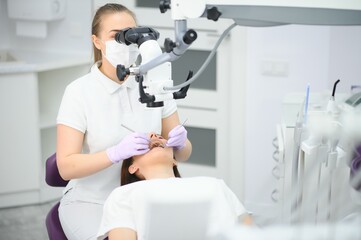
[0, 200, 57, 240]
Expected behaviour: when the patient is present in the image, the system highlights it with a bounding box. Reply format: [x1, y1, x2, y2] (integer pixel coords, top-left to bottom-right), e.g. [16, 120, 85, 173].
[97, 133, 250, 240]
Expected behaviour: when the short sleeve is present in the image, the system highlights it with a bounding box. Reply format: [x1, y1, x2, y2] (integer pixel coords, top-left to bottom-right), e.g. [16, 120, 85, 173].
[57, 82, 87, 133]
[219, 180, 247, 217]
[162, 98, 177, 118]
[97, 189, 136, 240]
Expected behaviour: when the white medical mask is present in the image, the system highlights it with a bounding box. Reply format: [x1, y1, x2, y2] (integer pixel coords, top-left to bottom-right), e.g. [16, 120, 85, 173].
[103, 40, 139, 68]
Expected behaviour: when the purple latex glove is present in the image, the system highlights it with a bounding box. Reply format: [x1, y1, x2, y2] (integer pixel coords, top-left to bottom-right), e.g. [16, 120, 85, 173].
[106, 132, 150, 164]
[166, 125, 187, 150]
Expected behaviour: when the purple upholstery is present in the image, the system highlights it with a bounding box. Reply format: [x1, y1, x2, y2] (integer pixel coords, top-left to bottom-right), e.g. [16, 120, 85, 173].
[45, 153, 68, 240]
[45, 154, 108, 240]
[350, 145, 361, 191]
[45, 153, 69, 187]
[46, 202, 68, 240]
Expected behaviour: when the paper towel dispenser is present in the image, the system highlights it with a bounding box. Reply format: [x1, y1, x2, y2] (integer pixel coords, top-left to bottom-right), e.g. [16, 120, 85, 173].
[7, 0, 66, 38]
[7, 0, 66, 21]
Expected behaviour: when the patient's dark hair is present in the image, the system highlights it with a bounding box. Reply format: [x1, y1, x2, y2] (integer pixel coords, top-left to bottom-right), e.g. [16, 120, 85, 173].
[121, 157, 181, 186]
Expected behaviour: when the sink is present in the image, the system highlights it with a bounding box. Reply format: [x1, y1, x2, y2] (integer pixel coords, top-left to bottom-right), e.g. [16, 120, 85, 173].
[0, 50, 18, 63]
[0, 50, 30, 74]
[0, 49, 90, 73]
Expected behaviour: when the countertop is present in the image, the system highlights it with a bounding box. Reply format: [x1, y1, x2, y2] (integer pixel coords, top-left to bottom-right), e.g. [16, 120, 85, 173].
[0, 49, 92, 74]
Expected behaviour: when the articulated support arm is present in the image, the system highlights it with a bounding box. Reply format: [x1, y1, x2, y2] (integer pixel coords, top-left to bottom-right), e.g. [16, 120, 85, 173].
[138, 71, 192, 108]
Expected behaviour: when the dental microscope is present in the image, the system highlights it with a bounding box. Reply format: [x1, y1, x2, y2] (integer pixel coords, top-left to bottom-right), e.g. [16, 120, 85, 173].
[114, 26, 196, 107]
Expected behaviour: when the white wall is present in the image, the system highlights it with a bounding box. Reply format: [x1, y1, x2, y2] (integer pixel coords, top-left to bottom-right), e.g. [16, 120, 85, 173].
[243, 25, 361, 215]
[244, 25, 331, 213]
[6, 0, 93, 56]
[329, 26, 361, 93]
[0, 0, 9, 49]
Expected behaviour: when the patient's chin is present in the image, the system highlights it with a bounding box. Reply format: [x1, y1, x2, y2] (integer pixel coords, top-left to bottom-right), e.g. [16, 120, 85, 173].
[147, 147, 173, 162]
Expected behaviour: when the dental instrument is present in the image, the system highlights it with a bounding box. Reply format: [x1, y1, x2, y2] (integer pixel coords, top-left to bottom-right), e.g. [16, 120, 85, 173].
[121, 124, 135, 133]
[181, 118, 188, 126]
[304, 84, 310, 125]
[290, 85, 310, 218]
[327, 79, 341, 116]
[121, 119, 187, 133]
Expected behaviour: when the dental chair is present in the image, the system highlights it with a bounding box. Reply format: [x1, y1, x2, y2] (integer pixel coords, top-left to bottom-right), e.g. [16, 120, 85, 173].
[45, 153, 69, 240]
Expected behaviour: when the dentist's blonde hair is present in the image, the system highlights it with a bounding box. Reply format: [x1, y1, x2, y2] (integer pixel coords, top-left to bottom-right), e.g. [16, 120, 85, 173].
[91, 3, 137, 63]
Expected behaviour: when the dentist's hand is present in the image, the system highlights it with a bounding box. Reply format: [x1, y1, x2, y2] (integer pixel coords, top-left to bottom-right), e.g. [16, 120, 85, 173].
[166, 125, 187, 150]
[106, 132, 150, 164]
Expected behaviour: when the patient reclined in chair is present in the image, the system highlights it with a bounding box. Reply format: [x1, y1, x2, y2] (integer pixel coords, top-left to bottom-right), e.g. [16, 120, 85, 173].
[97, 133, 247, 240]
[97, 176, 246, 240]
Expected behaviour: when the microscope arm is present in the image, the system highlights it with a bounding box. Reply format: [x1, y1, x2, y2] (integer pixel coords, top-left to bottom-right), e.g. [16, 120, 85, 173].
[134, 21, 197, 76]
[137, 71, 192, 107]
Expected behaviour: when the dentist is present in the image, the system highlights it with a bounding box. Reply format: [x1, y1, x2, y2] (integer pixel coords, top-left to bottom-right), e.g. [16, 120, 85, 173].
[56, 3, 192, 240]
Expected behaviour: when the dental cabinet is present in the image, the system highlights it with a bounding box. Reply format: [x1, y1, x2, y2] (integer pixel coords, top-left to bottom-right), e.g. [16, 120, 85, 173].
[0, 50, 91, 208]
[0, 0, 93, 208]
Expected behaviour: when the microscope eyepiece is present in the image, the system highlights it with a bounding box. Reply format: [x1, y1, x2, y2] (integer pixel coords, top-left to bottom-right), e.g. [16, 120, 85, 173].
[115, 28, 131, 45]
[115, 27, 160, 46]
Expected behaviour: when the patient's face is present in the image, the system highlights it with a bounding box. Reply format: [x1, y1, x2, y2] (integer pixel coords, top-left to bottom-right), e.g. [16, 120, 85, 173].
[132, 132, 174, 167]
[148, 133, 167, 150]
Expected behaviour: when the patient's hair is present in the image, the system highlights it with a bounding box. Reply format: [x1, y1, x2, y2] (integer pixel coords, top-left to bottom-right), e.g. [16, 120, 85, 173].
[121, 157, 181, 186]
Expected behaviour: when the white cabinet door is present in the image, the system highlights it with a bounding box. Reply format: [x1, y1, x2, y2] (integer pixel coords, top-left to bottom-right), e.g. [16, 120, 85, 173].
[177, 108, 229, 180]
[0, 72, 41, 206]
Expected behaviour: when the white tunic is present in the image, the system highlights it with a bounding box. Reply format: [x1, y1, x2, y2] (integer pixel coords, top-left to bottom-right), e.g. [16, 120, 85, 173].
[57, 62, 177, 204]
[97, 177, 247, 240]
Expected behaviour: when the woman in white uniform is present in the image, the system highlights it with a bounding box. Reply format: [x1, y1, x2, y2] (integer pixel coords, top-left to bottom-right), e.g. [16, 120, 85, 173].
[97, 133, 250, 240]
[56, 4, 192, 240]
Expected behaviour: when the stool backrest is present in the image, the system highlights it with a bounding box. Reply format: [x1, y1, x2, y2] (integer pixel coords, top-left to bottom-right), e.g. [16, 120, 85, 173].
[45, 153, 69, 187]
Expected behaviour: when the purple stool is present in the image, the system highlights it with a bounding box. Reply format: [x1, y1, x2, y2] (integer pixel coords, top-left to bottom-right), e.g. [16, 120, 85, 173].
[45, 153, 69, 240]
